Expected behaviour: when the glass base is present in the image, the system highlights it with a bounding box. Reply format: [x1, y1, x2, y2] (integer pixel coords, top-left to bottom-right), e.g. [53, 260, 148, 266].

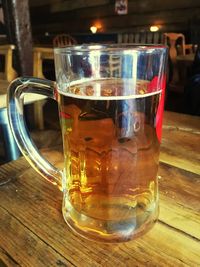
[62, 199, 159, 243]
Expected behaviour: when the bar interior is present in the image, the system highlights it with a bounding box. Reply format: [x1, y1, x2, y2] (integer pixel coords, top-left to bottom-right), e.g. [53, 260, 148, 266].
[0, 0, 200, 266]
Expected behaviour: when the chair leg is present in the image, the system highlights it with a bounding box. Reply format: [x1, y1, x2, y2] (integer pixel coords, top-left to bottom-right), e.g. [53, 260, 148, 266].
[33, 100, 46, 130]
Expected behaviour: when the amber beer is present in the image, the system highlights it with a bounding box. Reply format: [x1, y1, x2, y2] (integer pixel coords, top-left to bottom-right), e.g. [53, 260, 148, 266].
[58, 78, 161, 241]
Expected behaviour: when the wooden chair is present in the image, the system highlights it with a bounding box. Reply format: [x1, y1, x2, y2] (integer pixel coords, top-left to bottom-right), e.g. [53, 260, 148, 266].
[53, 34, 77, 47]
[184, 44, 194, 54]
[32, 47, 55, 130]
[109, 55, 121, 77]
[117, 32, 164, 44]
[33, 47, 54, 79]
[164, 32, 186, 91]
[0, 44, 17, 82]
[0, 45, 47, 132]
[163, 33, 186, 62]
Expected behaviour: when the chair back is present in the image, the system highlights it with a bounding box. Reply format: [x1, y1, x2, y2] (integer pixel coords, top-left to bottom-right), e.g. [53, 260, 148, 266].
[118, 32, 164, 44]
[163, 33, 186, 62]
[53, 34, 77, 47]
[0, 44, 17, 83]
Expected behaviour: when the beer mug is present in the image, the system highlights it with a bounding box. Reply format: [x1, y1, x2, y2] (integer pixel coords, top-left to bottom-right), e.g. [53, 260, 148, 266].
[7, 44, 167, 243]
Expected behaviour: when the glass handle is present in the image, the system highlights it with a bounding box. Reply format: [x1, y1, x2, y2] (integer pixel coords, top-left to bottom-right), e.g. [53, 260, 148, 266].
[7, 77, 63, 190]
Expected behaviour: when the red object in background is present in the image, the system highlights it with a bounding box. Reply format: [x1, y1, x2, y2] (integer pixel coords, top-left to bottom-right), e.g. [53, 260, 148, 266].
[115, 0, 128, 15]
[59, 111, 71, 119]
[148, 75, 166, 142]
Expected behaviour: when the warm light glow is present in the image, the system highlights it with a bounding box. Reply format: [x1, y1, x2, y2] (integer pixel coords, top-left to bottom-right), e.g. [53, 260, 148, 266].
[90, 26, 97, 34]
[90, 20, 103, 33]
[150, 26, 159, 32]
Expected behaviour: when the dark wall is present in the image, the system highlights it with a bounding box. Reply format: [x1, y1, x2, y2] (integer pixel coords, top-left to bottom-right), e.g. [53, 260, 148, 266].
[29, 0, 200, 44]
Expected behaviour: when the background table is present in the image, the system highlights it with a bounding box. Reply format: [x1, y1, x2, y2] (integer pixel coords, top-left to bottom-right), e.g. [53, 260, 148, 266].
[176, 53, 195, 64]
[0, 111, 200, 266]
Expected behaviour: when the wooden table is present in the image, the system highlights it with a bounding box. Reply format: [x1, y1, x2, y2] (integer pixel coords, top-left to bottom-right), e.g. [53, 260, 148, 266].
[0, 80, 47, 109]
[0, 46, 53, 129]
[0, 80, 46, 131]
[176, 53, 195, 66]
[32, 46, 54, 129]
[0, 111, 200, 266]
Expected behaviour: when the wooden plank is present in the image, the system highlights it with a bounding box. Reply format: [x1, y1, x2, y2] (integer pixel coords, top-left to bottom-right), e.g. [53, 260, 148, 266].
[0, 207, 74, 267]
[30, 0, 200, 13]
[31, 7, 200, 34]
[30, 0, 200, 20]
[128, 0, 200, 13]
[31, 5, 200, 25]
[131, 222, 200, 267]
[98, 8, 199, 30]
[0, 157, 28, 178]
[51, 0, 110, 13]
[29, 0, 200, 37]
[160, 130, 200, 174]
[29, 0, 60, 7]
[163, 111, 200, 132]
[0, 247, 20, 267]
[0, 112, 200, 265]
[160, 112, 200, 174]
[158, 163, 200, 239]
[30, 0, 109, 9]
[0, 146, 200, 266]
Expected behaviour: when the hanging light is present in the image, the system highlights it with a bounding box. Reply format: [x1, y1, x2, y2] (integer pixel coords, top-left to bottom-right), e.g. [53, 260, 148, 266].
[150, 26, 159, 32]
[90, 26, 97, 34]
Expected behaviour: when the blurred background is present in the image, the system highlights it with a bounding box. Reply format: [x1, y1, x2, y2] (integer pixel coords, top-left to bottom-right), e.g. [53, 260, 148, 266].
[0, 0, 200, 164]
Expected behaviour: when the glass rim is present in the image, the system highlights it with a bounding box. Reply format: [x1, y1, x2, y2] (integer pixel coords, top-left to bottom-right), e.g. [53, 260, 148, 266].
[54, 43, 168, 54]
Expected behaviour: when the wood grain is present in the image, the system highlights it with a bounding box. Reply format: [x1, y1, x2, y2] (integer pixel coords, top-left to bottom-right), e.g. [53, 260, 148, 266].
[0, 158, 199, 266]
[31, 7, 200, 34]
[0, 112, 200, 266]
[159, 163, 200, 239]
[161, 112, 200, 174]
[29, 0, 200, 35]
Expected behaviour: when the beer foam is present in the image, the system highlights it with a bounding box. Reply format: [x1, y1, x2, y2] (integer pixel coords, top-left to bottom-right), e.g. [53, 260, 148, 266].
[58, 89, 162, 100]
[57, 78, 162, 100]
